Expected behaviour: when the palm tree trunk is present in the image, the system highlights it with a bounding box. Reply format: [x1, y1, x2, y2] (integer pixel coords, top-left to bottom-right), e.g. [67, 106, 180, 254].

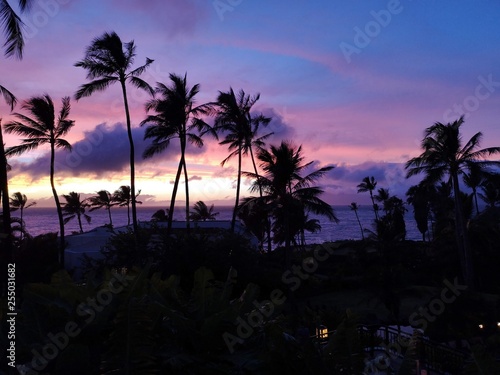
[167, 154, 184, 235]
[108, 208, 113, 226]
[355, 209, 365, 240]
[370, 191, 379, 221]
[0, 127, 12, 261]
[20, 207, 24, 241]
[231, 147, 242, 233]
[50, 141, 65, 265]
[250, 146, 271, 252]
[77, 213, 83, 233]
[181, 139, 190, 235]
[452, 173, 474, 288]
[126, 203, 130, 226]
[120, 79, 138, 235]
[473, 189, 479, 215]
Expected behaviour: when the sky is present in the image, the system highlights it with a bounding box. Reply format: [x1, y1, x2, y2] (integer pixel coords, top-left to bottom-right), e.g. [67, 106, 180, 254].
[1, 0, 500, 207]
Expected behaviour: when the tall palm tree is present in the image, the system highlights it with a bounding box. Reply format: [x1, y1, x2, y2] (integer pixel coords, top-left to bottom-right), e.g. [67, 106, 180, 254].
[9, 191, 35, 238]
[141, 73, 215, 234]
[214, 88, 271, 233]
[0, 0, 36, 58]
[5, 95, 74, 263]
[245, 141, 338, 268]
[406, 183, 432, 241]
[62, 192, 91, 233]
[189, 200, 219, 221]
[349, 202, 365, 240]
[406, 116, 500, 287]
[74, 31, 153, 235]
[0, 86, 16, 253]
[88, 190, 115, 226]
[112, 185, 141, 226]
[357, 176, 379, 220]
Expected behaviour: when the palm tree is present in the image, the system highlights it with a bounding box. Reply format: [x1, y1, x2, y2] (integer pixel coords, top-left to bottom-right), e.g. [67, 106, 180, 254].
[463, 164, 484, 215]
[214, 88, 272, 233]
[5, 95, 75, 263]
[374, 187, 390, 213]
[0, 0, 36, 58]
[478, 172, 500, 208]
[141, 73, 215, 234]
[112, 185, 142, 226]
[62, 192, 91, 233]
[88, 190, 115, 226]
[406, 116, 500, 287]
[75, 31, 154, 235]
[9, 191, 35, 238]
[245, 141, 338, 268]
[189, 201, 219, 221]
[357, 176, 379, 220]
[406, 183, 432, 241]
[0, 87, 16, 253]
[349, 202, 365, 240]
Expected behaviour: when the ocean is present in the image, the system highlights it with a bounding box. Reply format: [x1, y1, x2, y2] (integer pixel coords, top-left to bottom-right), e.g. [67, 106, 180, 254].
[18, 205, 423, 243]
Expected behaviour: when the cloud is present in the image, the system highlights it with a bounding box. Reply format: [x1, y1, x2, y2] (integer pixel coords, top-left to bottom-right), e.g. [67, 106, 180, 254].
[259, 107, 296, 144]
[9, 122, 207, 179]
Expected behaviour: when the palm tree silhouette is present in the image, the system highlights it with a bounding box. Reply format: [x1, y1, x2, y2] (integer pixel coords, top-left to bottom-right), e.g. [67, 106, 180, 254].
[9, 191, 35, 238]
[463, 164, 484, 215]
[0, 87, 16, 253]
[349, 202, 365, 240]
[406, 182, 432, 241]
[214, 88, 271, 233]
[478, 172, 500, 208]
[142, 73, 215, 234]
[5, 95, 75, 263]
[189, 201, 219, 221]
[357, 176, 379, 221]
[0, 0, 36, 58]
[406, 116, 500, 287]
[88, 190, 115, 226]
[62, 192, 91, 233]
[75, 31, 153, 235]
[112, 185, 141, 226]
[245, 141, 337, 268]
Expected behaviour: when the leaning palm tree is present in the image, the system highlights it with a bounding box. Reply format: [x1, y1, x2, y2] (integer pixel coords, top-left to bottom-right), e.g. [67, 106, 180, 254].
[406, 116, 500, 287]
[0, 0, 36, 58]
[141, 73, 215, 234]
[214, 88, 272, 233]
[75, 31, 153, 235]
[62, 192, 91, 233]
[9, 191, 35, 238]
[244, 141, 338, 268]
[189, 200, 219, 221]
[88, 190, 115, 226]
[5, 95, 75, 263]
[349, 202, 365, 240]
[357, 176, 379, 220]
[112, 185, 142, 226]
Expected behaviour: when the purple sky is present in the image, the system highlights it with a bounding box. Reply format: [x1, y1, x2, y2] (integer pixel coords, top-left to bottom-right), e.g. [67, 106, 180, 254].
[2, 0, 500, 207]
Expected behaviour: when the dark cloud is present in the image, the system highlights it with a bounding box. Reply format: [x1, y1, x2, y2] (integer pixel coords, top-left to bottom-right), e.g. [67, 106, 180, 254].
[259, 107, 296, 144]
[10, 122, 207, 179]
